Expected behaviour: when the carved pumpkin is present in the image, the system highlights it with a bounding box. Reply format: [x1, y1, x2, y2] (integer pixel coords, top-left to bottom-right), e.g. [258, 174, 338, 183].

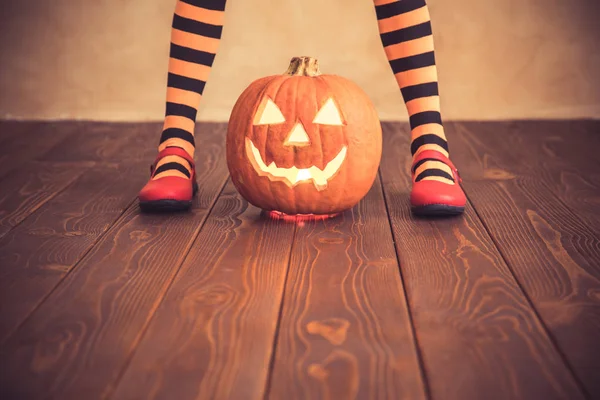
[226, 56, 382, 216]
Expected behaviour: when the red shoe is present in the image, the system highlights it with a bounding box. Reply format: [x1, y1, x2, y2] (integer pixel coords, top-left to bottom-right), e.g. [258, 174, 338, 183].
[410, 150, 466, 216]
[138, 146, 198, 212]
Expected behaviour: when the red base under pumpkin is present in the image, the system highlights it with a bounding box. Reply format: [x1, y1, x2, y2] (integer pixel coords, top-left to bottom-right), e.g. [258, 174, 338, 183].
[265, 210, 339, 223]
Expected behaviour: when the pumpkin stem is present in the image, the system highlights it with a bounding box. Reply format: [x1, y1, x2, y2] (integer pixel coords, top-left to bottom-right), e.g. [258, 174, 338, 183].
[285, 56, 322, 77]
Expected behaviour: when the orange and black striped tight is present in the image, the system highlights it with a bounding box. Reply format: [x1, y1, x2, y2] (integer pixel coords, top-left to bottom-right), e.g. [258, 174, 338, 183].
[153, 0, 227, 182]
[155, 0, 454, 186]
[375, 0, 455, 185]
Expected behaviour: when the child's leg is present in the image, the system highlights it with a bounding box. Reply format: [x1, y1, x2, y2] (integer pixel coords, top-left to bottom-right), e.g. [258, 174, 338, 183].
[373, 0, 466, 215]
[139, 0, 227, 211]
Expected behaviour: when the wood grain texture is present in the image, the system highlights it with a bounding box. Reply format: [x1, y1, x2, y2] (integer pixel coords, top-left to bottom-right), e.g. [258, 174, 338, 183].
[0, 161, 89, 240]
[0, 124, 229, 400]
[37, 122, 159, 163]
[112, 181, 295, 400]
[451, 121, 600, 232]
[0, 121, 171, 341]
[0, 122, 79, 180]
[0, 122, 158, 241]
[379, 122, 584, 400]
[0, 120, 597, 399]
[490, 120, 600, 170]
[268, 177, 425, 400]
[0, 162, 148, 343]
[449, 121, 600, 398]
[0, 120, 34, 147]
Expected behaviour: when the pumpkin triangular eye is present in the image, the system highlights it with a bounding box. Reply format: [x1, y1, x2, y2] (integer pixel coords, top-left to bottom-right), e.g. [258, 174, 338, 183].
[254, 97, 286, 125]
[313, 98, 344, 126]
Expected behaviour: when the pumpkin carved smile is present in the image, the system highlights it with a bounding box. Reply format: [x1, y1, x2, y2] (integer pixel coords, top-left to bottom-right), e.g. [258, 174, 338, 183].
[245, 137, 347, 191]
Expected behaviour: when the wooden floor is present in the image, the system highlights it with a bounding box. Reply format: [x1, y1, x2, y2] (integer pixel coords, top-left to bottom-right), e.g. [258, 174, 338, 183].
[0, 120, 598, 400]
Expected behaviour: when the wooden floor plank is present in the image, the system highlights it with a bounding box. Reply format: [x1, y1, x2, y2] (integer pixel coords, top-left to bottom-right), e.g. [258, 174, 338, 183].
[0, 121, 160, 241]
[37, 122, 159, 163]
[0, 162, 148, 343]
[495, 120, 600, 169]
[0, 122, 80, 181]
[268, 177, 426, 400]
[0, 161, 90, 240]
[451, 120, 600, 233]
[0, 124, 229, 400]
[0, 121, 35, 147]
[112, 181, 295, 400]
[449, 121, 600, 398]
[1, 120, 596, 399]
[379, 122, 584, 400]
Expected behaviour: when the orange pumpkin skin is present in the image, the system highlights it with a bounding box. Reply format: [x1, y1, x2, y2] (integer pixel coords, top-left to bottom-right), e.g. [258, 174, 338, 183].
[226, 57, 382, 215]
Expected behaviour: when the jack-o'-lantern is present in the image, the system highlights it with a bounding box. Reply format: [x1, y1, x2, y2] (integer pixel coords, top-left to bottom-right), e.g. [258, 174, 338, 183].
[226, 56, 382, 216]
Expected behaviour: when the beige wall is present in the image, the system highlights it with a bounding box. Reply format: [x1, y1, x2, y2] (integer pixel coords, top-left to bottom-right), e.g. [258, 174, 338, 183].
[1, 0, 599, 122]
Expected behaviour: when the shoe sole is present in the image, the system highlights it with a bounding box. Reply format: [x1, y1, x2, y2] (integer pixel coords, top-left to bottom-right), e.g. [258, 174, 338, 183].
[139, 181, 198, 213]
[412, 204, 465, 217]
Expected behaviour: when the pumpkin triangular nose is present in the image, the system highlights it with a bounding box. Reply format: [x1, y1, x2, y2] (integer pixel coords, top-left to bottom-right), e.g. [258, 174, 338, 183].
[284, 122, 310, 146]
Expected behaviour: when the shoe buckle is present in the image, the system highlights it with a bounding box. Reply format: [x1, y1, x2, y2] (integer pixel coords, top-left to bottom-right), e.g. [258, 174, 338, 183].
[455, 168, 463, 183]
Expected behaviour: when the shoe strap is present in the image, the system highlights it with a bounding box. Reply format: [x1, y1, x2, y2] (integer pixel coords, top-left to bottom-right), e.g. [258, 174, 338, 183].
[150, 147, 195, 176]
[411, 150, 462, 183]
